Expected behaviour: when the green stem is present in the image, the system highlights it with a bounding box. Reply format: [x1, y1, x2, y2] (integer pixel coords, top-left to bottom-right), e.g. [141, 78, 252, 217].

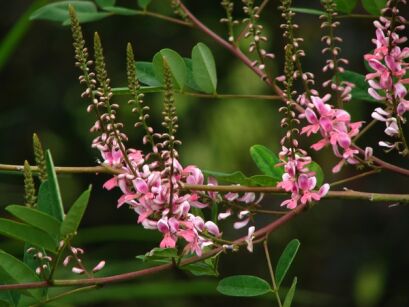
[29, 285, 99, 307]
[263, 240, 283, 307]
[47, 241, 67, 281]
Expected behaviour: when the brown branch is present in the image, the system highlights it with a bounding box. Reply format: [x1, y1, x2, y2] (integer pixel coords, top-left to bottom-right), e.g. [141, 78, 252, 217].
[181, 183, 409, 203]
[140, 11, 193, 27]
[0, 203, 307, 291]
[0, 164, 121, 175]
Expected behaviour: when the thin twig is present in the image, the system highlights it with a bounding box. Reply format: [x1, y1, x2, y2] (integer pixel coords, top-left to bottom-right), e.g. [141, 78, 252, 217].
[329, 169, 381, 187]
[181, 183, 409, 203]
[0, 164, 121, 175]
[139, 10, 192, 27]
[30, 285, 99, 307]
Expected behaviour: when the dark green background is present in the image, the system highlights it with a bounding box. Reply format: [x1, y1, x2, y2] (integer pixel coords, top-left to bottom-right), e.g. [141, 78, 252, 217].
[0, 1, 409, 306]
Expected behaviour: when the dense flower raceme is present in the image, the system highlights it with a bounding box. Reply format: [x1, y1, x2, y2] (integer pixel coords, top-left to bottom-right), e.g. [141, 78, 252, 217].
[364, 6, 409, 148]
[93, 137, 261, 254]
[277, 147, 330, 209]
[299, 94, 363, 173]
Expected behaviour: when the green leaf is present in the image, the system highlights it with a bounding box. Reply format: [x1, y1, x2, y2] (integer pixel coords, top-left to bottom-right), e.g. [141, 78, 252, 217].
[43, 150, 64, 221]
[60, 186, 92, 238]
[181, 254, 219, 277]
[136, 248, 178, 264]
[0, 250, 42, 300]
[204, 170, 277, 187]
[101, 6, 139, 15]
[0, 219, 57, 252]
[184, 58, 202, 92]
[30, 1, 97, 22]
[283, 277, 298, 307]
[5, 205, 61, 238]
[333, 0, 357, 13]
[250, 145, 283, 180]
[191, 42, 218, 94]
[361, 0, 387, 16]
[337, 70, 378, 103]
[203, 170, 253, 186]
[137, 0, 152, 9]
[61, 12, 110, 26]
[96, 0, 116, 8]
[217, 275, 271, 297]
[153, 48, 187, 90]
[135, 62, 162, 87]
[290, 7, 325, 15]
[307, 161, 325, 187]
[249, 175, 278, 187]
[276, 239, 300, 288]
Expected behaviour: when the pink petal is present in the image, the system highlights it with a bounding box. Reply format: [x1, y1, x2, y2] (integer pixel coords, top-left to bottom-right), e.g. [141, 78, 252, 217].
[92, 260, 106, 272]
[103, 177, 117, 190]
[233, 217, 250, 229]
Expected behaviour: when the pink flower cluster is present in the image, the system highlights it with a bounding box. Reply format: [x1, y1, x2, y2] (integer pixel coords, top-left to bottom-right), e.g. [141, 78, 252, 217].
[364, 10, 409, 147]
[277, 146, 329, 209]
[98, 144, 222, 256]
[300, 94, 363, 173]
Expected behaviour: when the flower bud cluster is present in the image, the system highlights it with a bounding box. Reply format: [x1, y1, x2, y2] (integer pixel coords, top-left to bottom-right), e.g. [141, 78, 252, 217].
[279, 0, 312, 84]
[242, 0, 274, 72]
[62, 244, 105, 275]
[320, 0, 353, 104]
[220, 0, 239, 43]
[26, 247, 53, 276]
[171, 0, 189, 21]
[364, 0, 409, 154]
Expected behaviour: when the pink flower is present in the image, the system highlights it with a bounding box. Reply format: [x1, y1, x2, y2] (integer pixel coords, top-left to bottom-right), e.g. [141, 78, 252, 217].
[92, 260, 106, 273]
[245, 226, 255, 252]
[365, 11, 409, 147]
[277, 147, 330, 209]
[205, 221, 221, 237]
[300, 95, 362, 172]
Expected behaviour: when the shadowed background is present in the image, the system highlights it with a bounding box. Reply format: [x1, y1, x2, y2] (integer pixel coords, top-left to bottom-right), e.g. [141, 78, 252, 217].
[0, 0, 409, 306]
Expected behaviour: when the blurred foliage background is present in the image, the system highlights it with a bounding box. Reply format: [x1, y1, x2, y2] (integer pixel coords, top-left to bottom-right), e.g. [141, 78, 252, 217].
[0, 0, 409, 306]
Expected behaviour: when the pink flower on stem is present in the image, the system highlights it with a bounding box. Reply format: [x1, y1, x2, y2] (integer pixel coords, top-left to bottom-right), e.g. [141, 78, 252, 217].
[365, 8, 409, 148]
[277, 147, 330, 209]
[300, 95, 362, 172]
